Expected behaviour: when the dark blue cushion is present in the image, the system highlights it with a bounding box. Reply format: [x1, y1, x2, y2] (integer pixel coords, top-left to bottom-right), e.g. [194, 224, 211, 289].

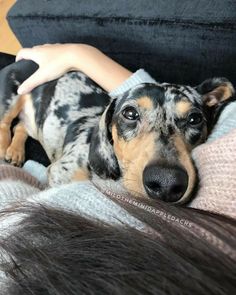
[7, 0, 236, 85]
[0, 52, 15, 69]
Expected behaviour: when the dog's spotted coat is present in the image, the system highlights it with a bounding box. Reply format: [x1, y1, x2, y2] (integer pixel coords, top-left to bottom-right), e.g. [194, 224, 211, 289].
[0, 60, 234, 203]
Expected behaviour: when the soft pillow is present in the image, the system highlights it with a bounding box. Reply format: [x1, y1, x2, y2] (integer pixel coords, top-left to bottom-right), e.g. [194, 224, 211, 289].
[189, 102, 236, 219]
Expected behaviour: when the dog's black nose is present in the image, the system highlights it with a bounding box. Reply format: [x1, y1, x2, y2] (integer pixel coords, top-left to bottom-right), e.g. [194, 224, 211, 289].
[143, 164, 188, 202]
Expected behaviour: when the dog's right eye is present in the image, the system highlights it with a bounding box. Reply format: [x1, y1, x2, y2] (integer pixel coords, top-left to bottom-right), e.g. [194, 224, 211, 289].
[187, 112, 203, 126]
[122, 106, 139, 121]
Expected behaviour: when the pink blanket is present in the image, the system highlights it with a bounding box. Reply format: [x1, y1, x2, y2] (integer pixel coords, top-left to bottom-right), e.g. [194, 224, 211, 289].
[189, 128, 236, 219]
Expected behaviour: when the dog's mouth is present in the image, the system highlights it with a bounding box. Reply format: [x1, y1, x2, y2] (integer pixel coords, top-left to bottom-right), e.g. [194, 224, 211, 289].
[142, 163, 190, 203]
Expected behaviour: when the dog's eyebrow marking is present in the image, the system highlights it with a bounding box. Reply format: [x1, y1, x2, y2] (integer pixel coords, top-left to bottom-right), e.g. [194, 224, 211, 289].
[175, 101, 192, 116]
[137, 96, 153, 109]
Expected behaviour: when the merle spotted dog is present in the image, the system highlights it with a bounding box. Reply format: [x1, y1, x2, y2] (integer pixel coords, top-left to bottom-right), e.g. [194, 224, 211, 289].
[0, 60, 234, 203]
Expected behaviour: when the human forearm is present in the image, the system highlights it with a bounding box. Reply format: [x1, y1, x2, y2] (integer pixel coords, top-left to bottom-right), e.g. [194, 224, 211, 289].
[16, 43, 132, 94]
[68, 44, 132, 92]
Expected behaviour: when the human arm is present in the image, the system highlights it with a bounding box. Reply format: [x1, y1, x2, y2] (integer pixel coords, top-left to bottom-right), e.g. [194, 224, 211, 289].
[16, 43, 133, 95]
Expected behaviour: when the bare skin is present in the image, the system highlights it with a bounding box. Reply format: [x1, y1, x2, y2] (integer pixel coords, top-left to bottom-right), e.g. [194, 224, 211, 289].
[16, 44, 133, 94]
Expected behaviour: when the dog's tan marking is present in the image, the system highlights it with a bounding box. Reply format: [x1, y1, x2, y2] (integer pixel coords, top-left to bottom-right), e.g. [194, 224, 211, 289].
[72, 168, 90, 181]
[176, 101, 192, 116]
[0, 95, 27, 159]
[215, 84, 234, 101]
[5, 122, 27, 166]
[172, 135, 196, 203]
[0, 123, 11, 159]
[137, 96, 153, 110]
[204, 83, 234, 107]
[112, 125, 156, 197]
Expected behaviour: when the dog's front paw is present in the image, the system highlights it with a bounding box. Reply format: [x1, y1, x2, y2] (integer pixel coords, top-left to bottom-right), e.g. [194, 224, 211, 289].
[0, 147, 7, 160]
[5, 144, 25, 167]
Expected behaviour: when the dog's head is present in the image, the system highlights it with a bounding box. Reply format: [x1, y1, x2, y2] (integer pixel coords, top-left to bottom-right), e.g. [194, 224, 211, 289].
[89, 78, 235, 204]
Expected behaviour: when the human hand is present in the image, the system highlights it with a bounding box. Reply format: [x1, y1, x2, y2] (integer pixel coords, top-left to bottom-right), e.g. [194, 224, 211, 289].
[16, 43, 78, 94]
[16, 43, 132, 94]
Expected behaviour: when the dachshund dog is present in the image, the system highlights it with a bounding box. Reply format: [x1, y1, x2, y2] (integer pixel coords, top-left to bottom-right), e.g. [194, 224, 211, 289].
[0, 60, 234, 203]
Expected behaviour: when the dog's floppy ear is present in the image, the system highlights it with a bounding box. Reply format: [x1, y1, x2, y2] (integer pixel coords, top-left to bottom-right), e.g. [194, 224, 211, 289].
[196, 78, 235, 130]
[196, 77, 235, 107]
[88, 99, 120, 180]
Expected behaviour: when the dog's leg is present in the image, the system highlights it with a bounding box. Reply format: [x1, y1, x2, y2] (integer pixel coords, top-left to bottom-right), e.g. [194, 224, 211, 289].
[47, 159, 90, 186]
[0, 95, 26, 163]
[47, 160, 72, 186]
[72, 168, 90, 181]
[5, 122, 28, 166]
[0, 122, 11, 160]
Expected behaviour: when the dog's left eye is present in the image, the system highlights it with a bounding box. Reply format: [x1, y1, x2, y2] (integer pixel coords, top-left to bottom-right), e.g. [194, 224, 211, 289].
[122, 107, 139, 121]
[187, 112, 203, 126]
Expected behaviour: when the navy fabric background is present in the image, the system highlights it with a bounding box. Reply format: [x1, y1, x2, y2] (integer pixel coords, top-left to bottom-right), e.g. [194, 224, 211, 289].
[7, 0, 236, 86]
[0, 53, 14, 69]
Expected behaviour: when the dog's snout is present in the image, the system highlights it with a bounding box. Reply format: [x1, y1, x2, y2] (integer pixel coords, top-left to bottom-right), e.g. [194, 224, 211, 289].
[143, 164, 188, 202]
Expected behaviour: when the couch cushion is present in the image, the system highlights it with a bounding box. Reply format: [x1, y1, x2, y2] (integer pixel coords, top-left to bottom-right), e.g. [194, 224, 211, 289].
[0, 52, 15, 69]
[7, 0, 236, 85]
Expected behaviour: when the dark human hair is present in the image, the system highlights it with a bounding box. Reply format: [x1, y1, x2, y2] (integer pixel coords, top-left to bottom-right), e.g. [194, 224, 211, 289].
[0, 197, 235, 295]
